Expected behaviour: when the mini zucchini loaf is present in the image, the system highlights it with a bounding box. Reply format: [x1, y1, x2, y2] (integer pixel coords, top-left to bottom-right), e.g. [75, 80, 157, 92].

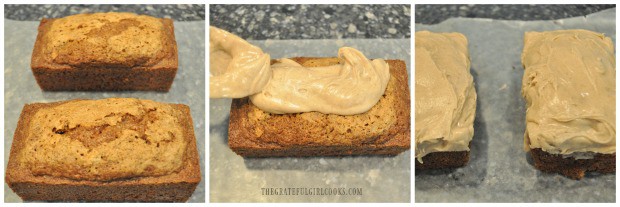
[521, 29, 616, 179]
[5, 98, 200, 202]
[30, 12, 178, 91]
[415, 31, 477, 169]
[228, 57, 410, 157]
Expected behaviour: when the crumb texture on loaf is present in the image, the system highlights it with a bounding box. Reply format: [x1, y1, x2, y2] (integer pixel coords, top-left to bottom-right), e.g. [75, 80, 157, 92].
[243, 58, 405, 146]
[20, 98, 187, 181]
[43, 12, 169, 68]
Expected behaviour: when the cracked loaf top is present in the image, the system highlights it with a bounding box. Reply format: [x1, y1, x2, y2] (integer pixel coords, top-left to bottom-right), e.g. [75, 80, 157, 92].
[38, 12, 175, 68]
[20, 98, 187, 181]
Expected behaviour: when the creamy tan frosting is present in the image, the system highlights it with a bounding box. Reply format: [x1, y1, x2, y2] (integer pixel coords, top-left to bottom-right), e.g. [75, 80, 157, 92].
[521, 29, 616, 157]
[209, 27, 391, 115]
[415, 31, 477, 163]
[209, 26, 271, 98]
[250, 47, 390, 115]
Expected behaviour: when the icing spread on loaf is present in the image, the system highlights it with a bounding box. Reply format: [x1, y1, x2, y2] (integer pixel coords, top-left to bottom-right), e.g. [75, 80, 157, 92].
[522, 29, 616, 156]
[44, 12, 166, 68]
[21, 98, 187, 181]
[415, 31, 477, 163]
[250, 48, 390, 115]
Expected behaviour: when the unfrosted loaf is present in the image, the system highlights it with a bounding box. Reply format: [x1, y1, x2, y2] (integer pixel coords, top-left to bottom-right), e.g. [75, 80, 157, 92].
[5, 98, 200, 202]
[30, 12, 178, 91]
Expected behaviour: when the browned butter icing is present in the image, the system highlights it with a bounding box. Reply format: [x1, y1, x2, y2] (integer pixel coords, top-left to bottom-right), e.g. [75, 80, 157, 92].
[250, 48, 390, 115]
[522, 29, 615, 158]
[20, 98, 186, 181]
[209, 26, 391, 115]
[415, 31, 477, 163]
[209, 26, 272, 98]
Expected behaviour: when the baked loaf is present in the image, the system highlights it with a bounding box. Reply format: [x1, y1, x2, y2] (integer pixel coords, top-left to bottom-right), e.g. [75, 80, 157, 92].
[415, 31, 476, 170]
[30, 12, 178, 91]
[228, 57, 410, 157]
[521, 29, 616, 179]
[5, 98, 200, 202]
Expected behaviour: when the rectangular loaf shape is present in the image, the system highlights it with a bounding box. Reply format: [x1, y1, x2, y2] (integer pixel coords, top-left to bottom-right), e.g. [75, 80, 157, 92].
[414, 31, 477, 169]
[521, 29, 616, 179]
[228, 57, 410, 157]
[5, 98, 200, 202]
[30, 12, 178, 91]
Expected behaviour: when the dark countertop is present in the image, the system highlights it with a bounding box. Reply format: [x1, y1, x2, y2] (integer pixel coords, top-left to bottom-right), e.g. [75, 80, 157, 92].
[210, 4, 411, 40]
[8, 5, 608, 39]
[416, 4, 615, 24]
[4, 4, 205, 21]
[5, 5, 614, 38]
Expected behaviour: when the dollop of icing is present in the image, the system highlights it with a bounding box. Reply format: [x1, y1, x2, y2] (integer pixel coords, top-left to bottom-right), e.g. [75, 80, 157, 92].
[210, 26, 271, 98]
[250, 47, 390, 115]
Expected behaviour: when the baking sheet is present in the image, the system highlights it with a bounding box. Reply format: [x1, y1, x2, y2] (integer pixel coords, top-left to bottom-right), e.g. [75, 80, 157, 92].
[415, 8, 615, 202]
[3, 20, 206, 203]
[209, 39, 411, 202]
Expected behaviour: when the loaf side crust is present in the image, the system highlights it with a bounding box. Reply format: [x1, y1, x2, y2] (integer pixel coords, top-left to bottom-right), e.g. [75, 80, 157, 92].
[415, 151, 470, 170]
[5, 100, 200, 202]
[228, 58, 410, 157]
[529, 147, 615, 180]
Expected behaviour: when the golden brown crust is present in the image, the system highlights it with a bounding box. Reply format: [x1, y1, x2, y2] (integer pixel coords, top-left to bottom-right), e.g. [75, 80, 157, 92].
[228, 58, 410, 157]
[5, 100, 200, 202]
[30, 15, 178, 91]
